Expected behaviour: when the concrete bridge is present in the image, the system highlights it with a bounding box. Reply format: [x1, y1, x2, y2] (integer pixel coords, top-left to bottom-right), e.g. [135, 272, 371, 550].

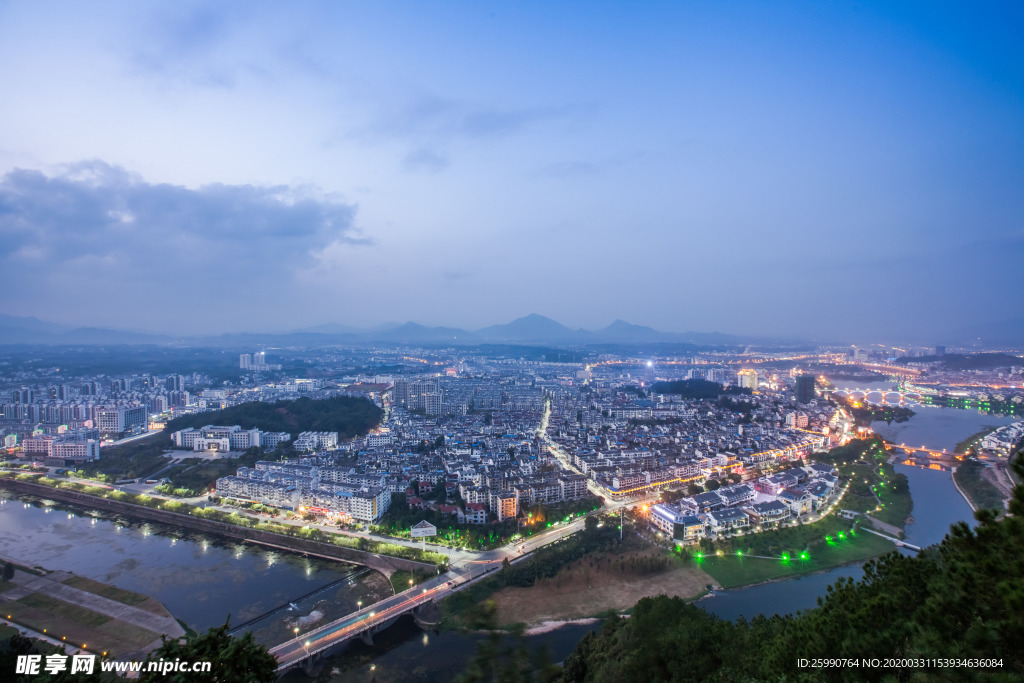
[830, 388, 923, 404]
[272, 576, 456, 675]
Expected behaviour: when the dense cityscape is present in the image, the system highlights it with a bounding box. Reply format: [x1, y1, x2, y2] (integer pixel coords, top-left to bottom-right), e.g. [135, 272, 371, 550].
[0, 335, 1022, 679]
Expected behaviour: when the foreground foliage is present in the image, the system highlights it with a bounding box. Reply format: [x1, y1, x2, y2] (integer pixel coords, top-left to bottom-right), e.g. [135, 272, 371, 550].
[140, 622, 276, 683]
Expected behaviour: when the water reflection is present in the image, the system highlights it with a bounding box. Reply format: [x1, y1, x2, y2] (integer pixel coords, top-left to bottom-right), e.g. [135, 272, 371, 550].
[0, 493, 367, 631]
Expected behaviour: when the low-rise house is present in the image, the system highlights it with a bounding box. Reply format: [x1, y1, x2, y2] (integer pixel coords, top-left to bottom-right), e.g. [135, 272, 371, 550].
[744, 500, 791, 528]
[464, 503, 487, 525]
[703, 507, 749, 533]
[675, 515, 706, 543]
[805, 481, 833, 508]
[717, 483, 754, 507]
[777, 487, 812, 516]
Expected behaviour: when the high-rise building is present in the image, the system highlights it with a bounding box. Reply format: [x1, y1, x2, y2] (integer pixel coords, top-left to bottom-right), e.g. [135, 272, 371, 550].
[94, 406, 148, 437]
[239, 354, 252, 369]
[935, 345, 946, 357]
[795, 375, 816, 403]
[706, 368, 729, 384]
[736, 369, 759, 391]
[168, 390, 191, 407]
[165, 374, 185, 391]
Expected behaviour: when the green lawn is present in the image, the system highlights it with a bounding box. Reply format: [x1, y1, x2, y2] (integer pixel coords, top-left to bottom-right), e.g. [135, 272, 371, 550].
[698, 531, 895, 589]
[62, 575, 149, 606]
[836, 446, 913, 528]
[16, 593, 111, 629]
[389, 569, 432, 593]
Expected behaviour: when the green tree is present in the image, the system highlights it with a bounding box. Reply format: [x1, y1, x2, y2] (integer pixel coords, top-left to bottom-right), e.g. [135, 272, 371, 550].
[140, 621, 277, 683]
[2, 561, 14, 581]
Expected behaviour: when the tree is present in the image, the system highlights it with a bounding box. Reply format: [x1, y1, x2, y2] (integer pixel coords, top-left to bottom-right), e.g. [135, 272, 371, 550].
[140, 621, 277, 682]
[687, 483, 704, 496]
[705, 479, 721, 491]
[584, 516, 599, 534]
[2, 561, 14, 581]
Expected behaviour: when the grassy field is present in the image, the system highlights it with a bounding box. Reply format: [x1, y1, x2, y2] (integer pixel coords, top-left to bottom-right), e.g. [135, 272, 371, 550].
[488, 549, 713, 627]
[17, 593, 111, 628]
[697, 531, 895, 588]
[4, 592, 160, 655]
[77, 436, 172, 482]
[389, 569, 432, 593]
[834, 443, 913, 528]
[60, 575, 173, 616]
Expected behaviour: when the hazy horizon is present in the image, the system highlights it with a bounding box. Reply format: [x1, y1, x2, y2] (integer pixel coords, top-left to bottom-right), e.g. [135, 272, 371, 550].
[1, 2, 1021, 341]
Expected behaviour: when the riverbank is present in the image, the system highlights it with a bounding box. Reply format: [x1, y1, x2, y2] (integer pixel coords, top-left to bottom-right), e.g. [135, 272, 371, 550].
[696, 526, 895, 589]
[952, 460, 1008, 513]
[0, 559, 182, 657]
[0, 474, 439, 574]
[955, 426, 1001, 455]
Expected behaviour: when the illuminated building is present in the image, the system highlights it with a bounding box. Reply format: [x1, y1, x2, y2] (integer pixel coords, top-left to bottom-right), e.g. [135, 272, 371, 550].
[736, 369, 758, 391]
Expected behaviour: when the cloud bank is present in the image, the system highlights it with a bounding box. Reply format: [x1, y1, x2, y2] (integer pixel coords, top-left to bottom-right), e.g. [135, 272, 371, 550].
[0, 161, 364, 330]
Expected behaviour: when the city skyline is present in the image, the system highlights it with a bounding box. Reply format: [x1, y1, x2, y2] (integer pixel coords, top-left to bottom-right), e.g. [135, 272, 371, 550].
[1, 2, 1021, 341]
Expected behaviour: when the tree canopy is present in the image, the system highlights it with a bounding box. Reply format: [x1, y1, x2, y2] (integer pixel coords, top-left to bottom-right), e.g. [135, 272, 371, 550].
[164, 396, 382, 439]
[140, 621, 277, 683]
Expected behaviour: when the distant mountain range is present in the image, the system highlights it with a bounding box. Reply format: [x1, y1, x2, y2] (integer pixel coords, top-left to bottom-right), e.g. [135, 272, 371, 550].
[0, 312, 794, 347]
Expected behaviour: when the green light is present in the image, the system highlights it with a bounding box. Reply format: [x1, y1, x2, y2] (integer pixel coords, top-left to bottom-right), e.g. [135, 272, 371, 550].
[800, 552, 808, 560]
[825, 535, 832, 541]
[838, 532, 845, 539]
[736, 550, 742, 556]
[781, 552, 790, 562]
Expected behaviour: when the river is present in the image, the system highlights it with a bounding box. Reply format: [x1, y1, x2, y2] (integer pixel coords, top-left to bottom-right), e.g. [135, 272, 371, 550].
[0, 496, 390, 642]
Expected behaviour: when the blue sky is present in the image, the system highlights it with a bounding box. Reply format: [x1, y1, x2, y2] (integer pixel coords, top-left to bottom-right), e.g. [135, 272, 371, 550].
[0, 1, 1021, 342]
